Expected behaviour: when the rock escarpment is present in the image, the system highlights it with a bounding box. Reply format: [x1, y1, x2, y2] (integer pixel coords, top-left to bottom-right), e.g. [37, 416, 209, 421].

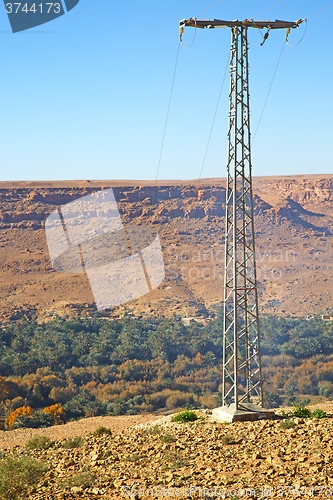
[0, 174, 331, 320]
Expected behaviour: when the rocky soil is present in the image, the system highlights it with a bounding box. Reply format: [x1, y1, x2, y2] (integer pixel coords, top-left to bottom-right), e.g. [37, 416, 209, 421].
[0, 414, 160, 451]
[0, 174, 332, 320]
[1, 404, 333, 499]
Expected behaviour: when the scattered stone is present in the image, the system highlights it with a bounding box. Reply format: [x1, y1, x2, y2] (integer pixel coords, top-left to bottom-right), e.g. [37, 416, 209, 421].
[2, 407, 333, 499]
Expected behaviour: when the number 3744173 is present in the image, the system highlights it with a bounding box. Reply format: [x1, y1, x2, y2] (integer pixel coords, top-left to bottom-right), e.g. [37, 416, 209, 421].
[5, 3, 61, 14]
[277, 486, 332, 496]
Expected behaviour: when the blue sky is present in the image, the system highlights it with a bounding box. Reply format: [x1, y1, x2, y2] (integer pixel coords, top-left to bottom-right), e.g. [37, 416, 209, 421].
[0, 0, 332, 181]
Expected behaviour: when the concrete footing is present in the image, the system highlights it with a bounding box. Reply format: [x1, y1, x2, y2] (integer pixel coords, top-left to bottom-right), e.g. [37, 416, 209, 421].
[211, 402, 275, 423]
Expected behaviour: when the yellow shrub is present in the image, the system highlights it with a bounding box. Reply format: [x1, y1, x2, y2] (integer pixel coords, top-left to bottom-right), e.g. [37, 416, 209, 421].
[5, 406, 34, 429]
[42, 404, 66, 424]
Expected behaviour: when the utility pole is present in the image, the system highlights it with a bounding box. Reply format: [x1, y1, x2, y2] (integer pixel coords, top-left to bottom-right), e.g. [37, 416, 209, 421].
[180, 17, 301, 421]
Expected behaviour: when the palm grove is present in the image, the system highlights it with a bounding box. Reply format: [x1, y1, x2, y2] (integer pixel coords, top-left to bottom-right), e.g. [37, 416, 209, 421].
[1, 313, 333, 428]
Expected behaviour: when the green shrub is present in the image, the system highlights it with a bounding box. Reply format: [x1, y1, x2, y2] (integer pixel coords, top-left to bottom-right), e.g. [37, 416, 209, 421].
[125, 454, 140, 462]
[92, 426, 112, 437]
[263, 390, 282, 409]
[220, 435, 236, 445]
[63, 390, 103, 420]
[26, 436, 54, 450]
[163, 450, 188, 469]
[160, 434, 175, 443]
[0, 456, 46, 500]
[298, 398, 311, 407]
[63, 436, 83, 449]
[63, 472, 96, 489]
[144, 425, 161, 436]
[280, 419, 296, 429]
[13, 412, 52, 429]
[292, 405, 312, 418]
[126, 408, 137, 415]
[282, 405, 312, 419]
[171, 410, 197, 423]
[311, 409, 327, 419]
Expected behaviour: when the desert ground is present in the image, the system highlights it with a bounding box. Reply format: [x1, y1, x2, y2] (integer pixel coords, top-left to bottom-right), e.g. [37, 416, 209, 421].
[1, 403, 333, 499]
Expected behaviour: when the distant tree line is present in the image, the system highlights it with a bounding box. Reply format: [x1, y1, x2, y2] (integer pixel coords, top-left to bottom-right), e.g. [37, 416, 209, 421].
[0, 313, 333, 427]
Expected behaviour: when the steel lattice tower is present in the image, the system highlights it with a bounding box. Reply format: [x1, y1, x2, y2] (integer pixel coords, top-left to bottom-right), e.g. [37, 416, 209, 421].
[222, 25, 262, 409]
[180, 18, 301, 413]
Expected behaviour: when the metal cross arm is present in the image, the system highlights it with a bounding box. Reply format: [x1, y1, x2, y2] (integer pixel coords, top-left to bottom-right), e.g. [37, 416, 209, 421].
[179, 18, 302, 30]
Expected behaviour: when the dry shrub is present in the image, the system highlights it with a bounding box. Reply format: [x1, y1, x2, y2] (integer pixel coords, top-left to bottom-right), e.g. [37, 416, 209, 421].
[0, 456, 46, 499]
[26, 436, 54, 450]
[92, 426, 112, 437]
[199, 394, 217, 408]
[0, 377, 21, 403]
[49, 384, 78, 404]
[63, 436, 83, 449]
[166, 391, 194, 410]
[6, 397, 28, 413]
[148, 389, 175, 409]
[63, 472, 96, 489]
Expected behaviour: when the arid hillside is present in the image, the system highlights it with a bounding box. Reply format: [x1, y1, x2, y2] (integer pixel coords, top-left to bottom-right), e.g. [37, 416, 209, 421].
[0, 174, 332, 321]
[0, 405, 333, 499]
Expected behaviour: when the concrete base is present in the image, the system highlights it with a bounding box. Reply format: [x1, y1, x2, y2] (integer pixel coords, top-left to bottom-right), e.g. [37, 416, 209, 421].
[211, 402, 275, 423]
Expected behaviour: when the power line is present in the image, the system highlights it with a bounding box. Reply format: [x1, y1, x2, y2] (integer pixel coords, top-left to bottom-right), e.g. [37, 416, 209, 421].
[251, 0, 332, 143]
[196, 0, 224, 19]
[186, 0, 333, 27]
[249, 0, 285, 20]
[152, 42, 181, 205]
[252, 39, 286, 145]
[250, 1, 333, 144]
[304, 2, 333, 20]
[197, 53, 229, 187]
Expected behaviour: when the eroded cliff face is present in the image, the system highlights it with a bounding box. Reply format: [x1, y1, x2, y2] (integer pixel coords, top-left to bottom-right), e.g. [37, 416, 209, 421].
[0, 184, 227, 229]
[257, 177, 333, 208]
[0, 175, 332, 321]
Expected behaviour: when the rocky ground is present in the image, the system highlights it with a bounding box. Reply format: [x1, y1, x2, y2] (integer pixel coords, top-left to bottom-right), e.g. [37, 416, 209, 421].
[1, 404, 333, 499]
[0, 414, 161, 451]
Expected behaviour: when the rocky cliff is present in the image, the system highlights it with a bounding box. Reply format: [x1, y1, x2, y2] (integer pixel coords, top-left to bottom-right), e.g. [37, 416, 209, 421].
[0, 174, 332, 321]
